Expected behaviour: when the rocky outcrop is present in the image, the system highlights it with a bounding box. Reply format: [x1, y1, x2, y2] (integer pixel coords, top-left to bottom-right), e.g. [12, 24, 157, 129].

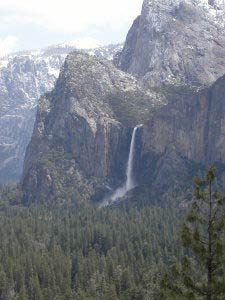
[0, 43, 123, 184]
[117, 0, 225, 87]
[22, 52, 161, 203]
[133, 74, 225, 200]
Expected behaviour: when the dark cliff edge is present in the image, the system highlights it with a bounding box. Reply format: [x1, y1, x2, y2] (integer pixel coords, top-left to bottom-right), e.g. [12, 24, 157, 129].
[130, 75, 225, 204]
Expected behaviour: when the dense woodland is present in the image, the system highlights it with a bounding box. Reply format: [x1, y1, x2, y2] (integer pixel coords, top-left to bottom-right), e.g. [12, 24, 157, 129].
[0, 192, 183, 300]
[1, 168, 224, 300]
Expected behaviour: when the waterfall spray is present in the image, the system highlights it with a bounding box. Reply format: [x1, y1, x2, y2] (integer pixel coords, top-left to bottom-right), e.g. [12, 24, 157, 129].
[102, 124, 143, 206]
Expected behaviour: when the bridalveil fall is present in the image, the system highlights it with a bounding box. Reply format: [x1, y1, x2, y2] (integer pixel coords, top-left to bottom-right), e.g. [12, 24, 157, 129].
[102, 124, 143, 206]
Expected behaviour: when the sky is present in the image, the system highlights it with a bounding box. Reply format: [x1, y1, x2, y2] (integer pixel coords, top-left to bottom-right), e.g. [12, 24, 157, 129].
[0, 0, 143, 56]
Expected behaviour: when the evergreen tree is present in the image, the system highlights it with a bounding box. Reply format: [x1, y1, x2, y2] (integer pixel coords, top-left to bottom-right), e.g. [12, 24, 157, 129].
[160, 167, 225, 300]
[0, 185, 182, 299]
[18, 285, 27, 300]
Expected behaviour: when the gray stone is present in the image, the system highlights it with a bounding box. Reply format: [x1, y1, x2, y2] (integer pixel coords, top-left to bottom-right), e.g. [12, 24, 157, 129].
[22, 52, 161, 203]
[117, 0, 225, 88]
[0, 43, 123, 183]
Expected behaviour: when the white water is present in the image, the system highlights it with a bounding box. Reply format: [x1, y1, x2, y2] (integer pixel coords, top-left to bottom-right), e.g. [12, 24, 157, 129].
[102, 124, 143, 206]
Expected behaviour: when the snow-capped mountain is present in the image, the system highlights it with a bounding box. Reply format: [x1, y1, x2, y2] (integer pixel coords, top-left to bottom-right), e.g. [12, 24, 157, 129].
[0, 42, 123, 183]
[142, 0, 225, 24]
[117, 0, 225, 87]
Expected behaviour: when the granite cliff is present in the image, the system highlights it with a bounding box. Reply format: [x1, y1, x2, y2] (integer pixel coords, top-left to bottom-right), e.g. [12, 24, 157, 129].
[132, 75, 225, 202]
[22, 52, 161, 203]
[116, 0, 225, 87]
[21, 0, 225, 204]
[22, 60, 225, 204]
[0, 42, 122, 184]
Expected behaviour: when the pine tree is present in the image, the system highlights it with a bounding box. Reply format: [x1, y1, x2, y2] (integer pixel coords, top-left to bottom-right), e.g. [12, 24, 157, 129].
[0, 269, 7, 300]
[160, 167, 225, 300]
[18, 285, 27, 300]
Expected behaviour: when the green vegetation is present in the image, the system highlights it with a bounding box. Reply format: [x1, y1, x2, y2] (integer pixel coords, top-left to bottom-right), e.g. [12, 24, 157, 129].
[161, 82, 199, 103]
[23, 146, 103, 204]
[107, 91, 158, 127]
[0, 168, 224, 299]
[0, 196, 182, 300]
[160, 167, 225, 299]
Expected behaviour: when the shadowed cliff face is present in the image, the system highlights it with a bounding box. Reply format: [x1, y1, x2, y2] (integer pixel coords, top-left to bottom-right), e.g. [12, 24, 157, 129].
[22, 52, 162, 203]
[133, 74, 225, 200]
[117, 0, 225, 87]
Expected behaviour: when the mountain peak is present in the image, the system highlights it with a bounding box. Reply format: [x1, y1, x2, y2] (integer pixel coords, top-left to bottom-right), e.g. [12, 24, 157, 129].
[143, 0, 225, 9]
[117, 0, 225, 87]
[142, 0, 225, 26]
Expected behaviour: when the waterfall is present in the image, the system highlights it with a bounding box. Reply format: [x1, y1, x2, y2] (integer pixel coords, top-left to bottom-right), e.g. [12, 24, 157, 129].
[125, 125, 140, 191]
[102, 124, 142, 206]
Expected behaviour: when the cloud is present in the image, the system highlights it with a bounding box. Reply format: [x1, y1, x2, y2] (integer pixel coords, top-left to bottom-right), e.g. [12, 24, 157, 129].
[0, 36, 18, 57]
[0, 0, 142, 34]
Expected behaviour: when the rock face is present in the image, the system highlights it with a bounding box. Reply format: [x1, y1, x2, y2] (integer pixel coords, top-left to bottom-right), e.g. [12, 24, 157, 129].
[117, 0, 225, 87]
[134, 75, 225, 200]
[19, 0, 225, 204]
[0, 43, 123, 184]
[22, 52, 161, 203]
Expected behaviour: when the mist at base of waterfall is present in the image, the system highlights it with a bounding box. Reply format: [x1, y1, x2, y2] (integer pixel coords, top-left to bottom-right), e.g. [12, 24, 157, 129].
[101, 124, 142, 207]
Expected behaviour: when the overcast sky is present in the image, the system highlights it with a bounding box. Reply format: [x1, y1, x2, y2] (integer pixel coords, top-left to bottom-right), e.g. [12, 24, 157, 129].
[0, 0, 143, 56]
